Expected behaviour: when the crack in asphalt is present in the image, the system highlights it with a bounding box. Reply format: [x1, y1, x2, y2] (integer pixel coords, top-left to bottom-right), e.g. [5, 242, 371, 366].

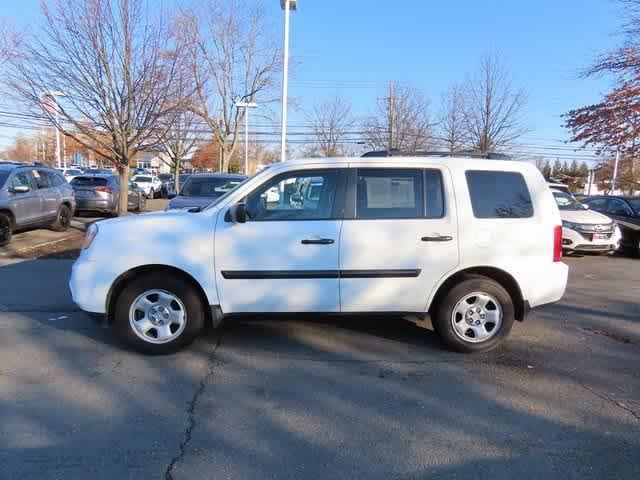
[578, 382, 640, 422]
[165, 333, 222, 480]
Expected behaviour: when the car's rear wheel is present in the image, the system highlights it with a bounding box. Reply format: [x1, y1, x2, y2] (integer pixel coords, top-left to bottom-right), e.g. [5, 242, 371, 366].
[51, 204, 72, 232]
[433, 276, 514, 353]
[113, 272, 205, 354]
[0, 213, 12, 247]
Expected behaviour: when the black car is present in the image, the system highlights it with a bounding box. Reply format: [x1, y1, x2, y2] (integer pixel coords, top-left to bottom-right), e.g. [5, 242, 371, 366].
[581, 195, 640, 256]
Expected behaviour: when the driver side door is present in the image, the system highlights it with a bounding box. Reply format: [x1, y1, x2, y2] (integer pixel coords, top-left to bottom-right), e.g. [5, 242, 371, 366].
[8, 170, 42, 226]
[214, 168, 346, 313]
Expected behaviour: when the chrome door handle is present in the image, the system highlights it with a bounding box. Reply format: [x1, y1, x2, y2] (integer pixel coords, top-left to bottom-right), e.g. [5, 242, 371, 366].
[301, 238, 335, 245]
[421, 235, 453, 242]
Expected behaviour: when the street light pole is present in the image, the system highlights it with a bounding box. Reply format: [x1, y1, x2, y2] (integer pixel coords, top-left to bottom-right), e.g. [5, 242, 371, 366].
[41, 90, 67, 169]
[611, 148, 621, 193]
[235, 101, 258, 175]
[280, 0, 297, 162]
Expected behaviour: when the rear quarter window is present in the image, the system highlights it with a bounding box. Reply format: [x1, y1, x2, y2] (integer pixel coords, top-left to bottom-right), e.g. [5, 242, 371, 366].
[466, 171, 533, 219]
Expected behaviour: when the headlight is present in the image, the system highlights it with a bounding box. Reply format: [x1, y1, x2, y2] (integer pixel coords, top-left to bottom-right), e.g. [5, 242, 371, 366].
[562, 220, 578, 230]
[82, 223, 99, 250]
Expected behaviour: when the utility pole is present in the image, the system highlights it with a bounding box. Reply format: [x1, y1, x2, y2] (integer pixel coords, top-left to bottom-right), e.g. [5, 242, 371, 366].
[279, 1, 297, 162]
[611, 148, 621, 193]
[235, 101, 258, 175]
[387, 83, 394, 152]
[377, 83, 395, 153]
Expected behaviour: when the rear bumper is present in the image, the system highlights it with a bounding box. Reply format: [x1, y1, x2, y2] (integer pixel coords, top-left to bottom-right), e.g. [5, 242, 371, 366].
[75, 198, 115, 212]
[525, 262, 569, 309]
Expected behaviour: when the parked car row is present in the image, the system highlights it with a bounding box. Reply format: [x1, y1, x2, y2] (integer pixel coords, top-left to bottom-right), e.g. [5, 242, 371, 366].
[0, 162, 150, 247]
[550, 185, 640, 257]
[0, 162, 75, 246]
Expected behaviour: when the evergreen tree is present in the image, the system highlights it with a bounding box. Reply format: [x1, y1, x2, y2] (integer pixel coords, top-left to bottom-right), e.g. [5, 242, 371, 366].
[569, 159, 579, 177]
[578, 161, 589, 178]
[553, 159, 563, 176]
[542, 160, 552, 179]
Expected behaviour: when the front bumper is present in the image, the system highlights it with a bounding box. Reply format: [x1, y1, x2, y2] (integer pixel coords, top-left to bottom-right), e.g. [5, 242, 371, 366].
[69, 259, 110, 314]
[562, 226, 621, 253]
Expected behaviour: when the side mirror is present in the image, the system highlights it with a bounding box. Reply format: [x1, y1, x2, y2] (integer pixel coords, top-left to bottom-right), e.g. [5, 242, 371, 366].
[227, 203, 247, 223]
[11, 185, 30, 194]
[582, 204, 590, 210]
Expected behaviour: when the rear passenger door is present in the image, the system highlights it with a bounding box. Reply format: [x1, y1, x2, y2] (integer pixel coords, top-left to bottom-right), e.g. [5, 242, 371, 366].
[339, 167, 459, 312]
[32, 169, 60, 219]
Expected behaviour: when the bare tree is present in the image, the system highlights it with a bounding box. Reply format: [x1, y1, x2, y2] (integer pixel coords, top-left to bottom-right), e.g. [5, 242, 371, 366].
[462, 52, 527, 155]
[306, 95, 355, 156]
[438, 84, 467, 153]
[6, 0, 187, 214]
[180, 0, 281, 173]
[158, 111, 198, 193]
[363, 82, 434, 153]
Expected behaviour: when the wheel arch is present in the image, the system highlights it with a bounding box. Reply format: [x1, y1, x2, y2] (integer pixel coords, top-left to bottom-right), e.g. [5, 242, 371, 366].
[105, 264, 212, 326]
[428, 266, 527, 321]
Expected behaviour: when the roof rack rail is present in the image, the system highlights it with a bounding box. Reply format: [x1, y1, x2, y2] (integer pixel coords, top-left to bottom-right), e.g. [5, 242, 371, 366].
[361, 149, 511, 160]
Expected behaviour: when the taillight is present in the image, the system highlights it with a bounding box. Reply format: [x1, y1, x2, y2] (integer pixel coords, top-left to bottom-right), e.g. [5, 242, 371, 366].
[95, 186, 112, 194]
[553, 225, 563, 262]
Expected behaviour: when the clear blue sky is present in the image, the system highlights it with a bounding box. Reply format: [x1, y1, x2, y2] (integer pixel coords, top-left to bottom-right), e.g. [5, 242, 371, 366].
[0, 0, 624, 161]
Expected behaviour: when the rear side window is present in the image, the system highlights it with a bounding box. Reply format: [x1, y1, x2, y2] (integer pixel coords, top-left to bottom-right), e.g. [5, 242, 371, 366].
[356, 168, 424, 219]
[425, 169, 445, 218]
[50, 173, 65, 187]
[466, 171, 533, 218]
[32, 170, 52, 189]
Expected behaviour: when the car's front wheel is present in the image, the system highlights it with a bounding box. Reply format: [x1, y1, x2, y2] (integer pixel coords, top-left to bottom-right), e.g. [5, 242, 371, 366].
[432, 276, 514, 353]
[113, 272, 206, 354]
[0, 212, 12, 247]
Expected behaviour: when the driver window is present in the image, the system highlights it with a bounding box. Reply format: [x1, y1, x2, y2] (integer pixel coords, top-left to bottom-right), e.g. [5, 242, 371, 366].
[607, 199, 632, 216]
[245, 170, 339, 221]
[11, 171, 33, 190]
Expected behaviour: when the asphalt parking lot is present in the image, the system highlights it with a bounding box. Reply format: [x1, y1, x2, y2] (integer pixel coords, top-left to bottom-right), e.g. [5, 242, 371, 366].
[0, 253, 638, 480]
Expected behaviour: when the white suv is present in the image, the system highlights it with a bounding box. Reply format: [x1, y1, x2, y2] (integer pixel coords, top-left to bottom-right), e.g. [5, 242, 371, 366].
[70, 157, 568, 354]
[552, 189, 622, 255]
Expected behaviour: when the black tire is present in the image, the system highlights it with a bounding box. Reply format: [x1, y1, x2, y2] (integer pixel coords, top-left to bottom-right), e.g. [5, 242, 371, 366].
[51, 204, 72, 232]
[113, 272, 205, 354]
[432, 276, 515, 353]
[0, 212, 12, 247]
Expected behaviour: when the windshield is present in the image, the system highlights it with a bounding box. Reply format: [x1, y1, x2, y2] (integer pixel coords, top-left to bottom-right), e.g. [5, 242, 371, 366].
[180, 177, 244, 197]
[134, 176, 152, 183]
[553, 191, 584, 211]
[628, 199, 640, 213]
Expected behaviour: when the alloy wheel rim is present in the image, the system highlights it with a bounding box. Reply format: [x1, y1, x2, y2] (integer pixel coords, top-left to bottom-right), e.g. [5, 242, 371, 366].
[128, 289, 187, 344]
[451, 291, 503, 343]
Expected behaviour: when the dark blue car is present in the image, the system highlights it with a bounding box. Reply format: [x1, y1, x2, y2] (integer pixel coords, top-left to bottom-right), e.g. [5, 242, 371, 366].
[166, 173, 246, 211]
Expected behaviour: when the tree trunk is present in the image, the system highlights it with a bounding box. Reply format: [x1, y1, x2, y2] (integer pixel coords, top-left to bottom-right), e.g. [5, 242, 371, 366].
[174, 158, 181, 193]
[118, 163, 130, 216]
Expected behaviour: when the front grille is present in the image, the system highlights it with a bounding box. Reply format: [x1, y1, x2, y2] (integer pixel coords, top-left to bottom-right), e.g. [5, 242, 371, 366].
[574, 244, 614, 251]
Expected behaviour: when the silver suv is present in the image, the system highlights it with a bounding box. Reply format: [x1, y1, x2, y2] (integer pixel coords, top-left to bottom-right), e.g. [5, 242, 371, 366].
[0, 162, 76, 246]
